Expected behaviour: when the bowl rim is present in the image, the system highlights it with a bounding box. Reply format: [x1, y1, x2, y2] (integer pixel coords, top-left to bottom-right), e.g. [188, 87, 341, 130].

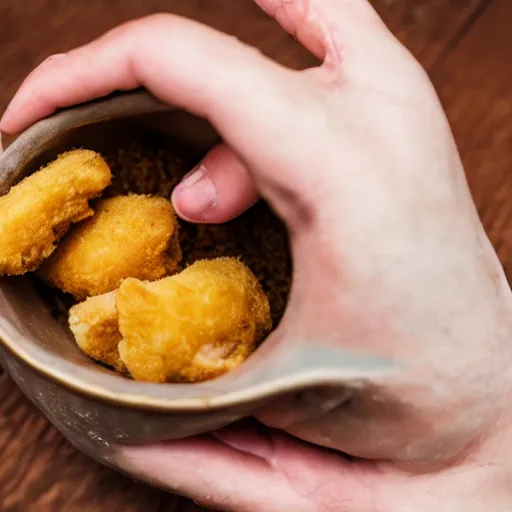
[0, 317, 388, 411]
[0, 89, 394, 412]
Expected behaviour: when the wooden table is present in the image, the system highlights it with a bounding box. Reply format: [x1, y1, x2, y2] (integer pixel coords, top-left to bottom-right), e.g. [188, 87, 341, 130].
[1, 0, 511, 510]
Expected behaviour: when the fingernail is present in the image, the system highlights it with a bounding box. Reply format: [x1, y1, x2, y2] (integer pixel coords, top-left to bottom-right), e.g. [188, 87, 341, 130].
[172, 165, 218, 221]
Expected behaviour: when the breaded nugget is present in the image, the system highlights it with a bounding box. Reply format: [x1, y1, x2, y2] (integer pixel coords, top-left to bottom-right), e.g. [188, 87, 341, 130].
[68, 291, 126, 373]
[40, 195, 182, 300]
[0, 150, 111, 276]
[116, 258, 272, 383]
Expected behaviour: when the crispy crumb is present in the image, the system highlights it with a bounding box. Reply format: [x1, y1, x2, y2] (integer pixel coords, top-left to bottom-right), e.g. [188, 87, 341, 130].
[40, 195, 181, 300]
[0, 150, 111, 276]
[69, 291, 126, 373]
[103, 134, 292, 326]
[116, 258, 272, 383]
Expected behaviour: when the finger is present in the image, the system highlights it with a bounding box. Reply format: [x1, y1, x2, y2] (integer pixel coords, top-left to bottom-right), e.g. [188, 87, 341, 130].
[117, 420, 362, 511]
[0, 14, 296, 148]
[0, 14, 310, 218]
[255, 0, 430, 117]
[0, 9, 405, 231]
[0, 14, 319, 229]
[171, 144, 259, 224]
[118, 431, 306, 510]
[254, 0, 388, 68]
[0, 3, 387, 135]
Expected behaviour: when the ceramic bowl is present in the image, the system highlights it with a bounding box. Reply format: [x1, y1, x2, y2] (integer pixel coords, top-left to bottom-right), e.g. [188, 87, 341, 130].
[0, 90, 391, 463]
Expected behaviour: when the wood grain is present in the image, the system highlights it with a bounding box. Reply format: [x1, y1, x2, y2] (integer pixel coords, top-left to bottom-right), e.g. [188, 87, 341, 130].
[429, 0, 512, 280]
[0, 376, 180, 511]
[0, 0, 511, 510]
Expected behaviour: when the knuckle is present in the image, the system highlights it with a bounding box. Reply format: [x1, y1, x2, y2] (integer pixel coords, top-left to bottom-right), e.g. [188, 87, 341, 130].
[138, 12, 179, 30]
[104, 13, 176, 41]
[43, 53, 67, 64]
[35, 53, 67, 72]
[136, 12, 188, 37]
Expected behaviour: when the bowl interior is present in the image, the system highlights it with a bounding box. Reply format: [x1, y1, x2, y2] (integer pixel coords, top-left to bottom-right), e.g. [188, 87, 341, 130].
[0, 105, 293, 407]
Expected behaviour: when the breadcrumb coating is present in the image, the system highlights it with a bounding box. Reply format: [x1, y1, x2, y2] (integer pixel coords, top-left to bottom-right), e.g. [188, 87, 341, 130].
[103, 135, 291, 326]
[40, 195, 181, 299]
[116, 258, 272, 383]
[0, 150, 112, 276]
[68, 291, 126, 373]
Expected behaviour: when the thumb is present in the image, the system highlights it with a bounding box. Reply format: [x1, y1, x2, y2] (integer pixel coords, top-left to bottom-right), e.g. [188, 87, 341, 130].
[115, 420, 371, 511]
[171, 144, 258, 224]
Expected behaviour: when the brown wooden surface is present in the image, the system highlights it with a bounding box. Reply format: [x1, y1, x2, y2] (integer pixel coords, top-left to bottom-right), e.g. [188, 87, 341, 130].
[0, 0, 511, 510]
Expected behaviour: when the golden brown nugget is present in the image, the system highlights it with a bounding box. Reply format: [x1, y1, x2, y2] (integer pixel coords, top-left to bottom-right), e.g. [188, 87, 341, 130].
[0, 150, 111, 276]
[68, 291, 126, 373]
[116, 258, 272, 383]
[41, 195, 182, 300]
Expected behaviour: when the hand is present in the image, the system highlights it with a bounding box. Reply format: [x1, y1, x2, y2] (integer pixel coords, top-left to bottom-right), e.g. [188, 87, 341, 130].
[3, 1, 512, 510]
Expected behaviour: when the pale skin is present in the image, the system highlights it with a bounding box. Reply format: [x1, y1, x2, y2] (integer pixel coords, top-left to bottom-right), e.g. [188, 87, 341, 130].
[2, 0, 512, 510]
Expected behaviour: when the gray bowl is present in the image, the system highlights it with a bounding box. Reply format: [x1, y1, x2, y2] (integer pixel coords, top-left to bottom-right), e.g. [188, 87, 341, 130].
[0, 90, 392, 465]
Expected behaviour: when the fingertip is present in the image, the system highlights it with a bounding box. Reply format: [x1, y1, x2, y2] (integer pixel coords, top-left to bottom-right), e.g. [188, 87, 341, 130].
[0, 96, 54, 135]
[1, 85, 29, 135]
[0, 53, 70, 134]
[0, 106, 17, 134]
[171, 144, 258, 224]
[0, 105, 32, 135]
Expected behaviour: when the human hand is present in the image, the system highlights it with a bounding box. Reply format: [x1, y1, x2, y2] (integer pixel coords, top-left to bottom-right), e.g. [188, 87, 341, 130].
[3, 1, 512, 510]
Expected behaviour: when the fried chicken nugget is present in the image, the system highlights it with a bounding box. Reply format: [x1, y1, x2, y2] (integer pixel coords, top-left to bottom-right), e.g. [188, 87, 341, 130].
[40, 195, 182, 300]
[116, 258, 272, 383]
[68, 291, 126, 373]
[0, 150, 111, 276]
